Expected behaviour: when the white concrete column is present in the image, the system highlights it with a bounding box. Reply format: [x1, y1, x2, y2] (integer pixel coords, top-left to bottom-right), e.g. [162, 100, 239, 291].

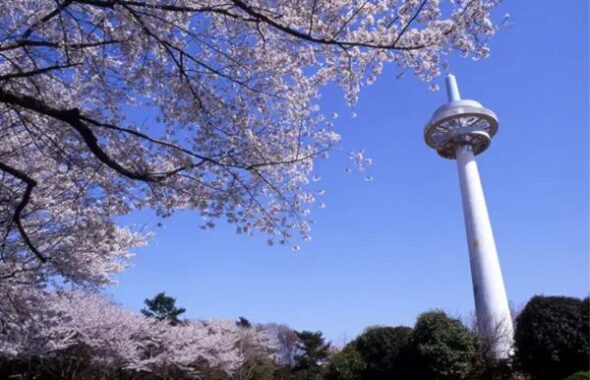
[455, 144, 514, 360]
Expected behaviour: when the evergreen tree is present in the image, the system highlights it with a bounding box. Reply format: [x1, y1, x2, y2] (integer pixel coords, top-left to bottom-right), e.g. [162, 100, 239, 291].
[514, 296, 589, 380]
[237, 316, 252, 328]
[355, 326, 413, 380]
[324, 343, 366, 380]
[408, 311, 478, 380]
[292, 331, 331, 380]
[141, 292, 186, 326]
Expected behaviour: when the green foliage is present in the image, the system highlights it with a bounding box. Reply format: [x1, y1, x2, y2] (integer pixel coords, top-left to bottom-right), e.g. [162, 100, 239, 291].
[293, 331, 331, 380]
[354, 326, 413, 380]
[324, 315, 478, 380]
[467, 353, 513, 380]
[252, 357, 276, 380]
[241, 354, 276, 380]
[562, 371, 590, 380]
[514, 296, 589, 380]
[141, 292, 186, 325]
[324, 343, 366, 380]
[237, 316, 253, 328]
[408, 310, 478, 380]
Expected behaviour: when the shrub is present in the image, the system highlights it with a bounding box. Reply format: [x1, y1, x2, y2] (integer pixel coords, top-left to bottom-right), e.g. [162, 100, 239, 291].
[514, 296, 589, 380]
[408, 311, 478, 380]
[354, 325, 412, 380]
[562, 371, 590, 380]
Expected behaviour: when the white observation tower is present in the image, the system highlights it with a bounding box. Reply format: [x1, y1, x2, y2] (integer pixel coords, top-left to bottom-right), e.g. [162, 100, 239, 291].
[424, 74, 514, 360]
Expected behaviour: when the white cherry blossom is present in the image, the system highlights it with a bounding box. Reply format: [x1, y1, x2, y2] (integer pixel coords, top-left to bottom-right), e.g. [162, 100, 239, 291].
[0, 0, 502, 288]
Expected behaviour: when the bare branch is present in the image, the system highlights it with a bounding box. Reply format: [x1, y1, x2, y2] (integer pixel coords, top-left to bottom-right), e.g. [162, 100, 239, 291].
[0, 89, 169, 182]
[0, 161, 46, 262]
[230, 0, 432, 50]
[0, 63, 81, 81]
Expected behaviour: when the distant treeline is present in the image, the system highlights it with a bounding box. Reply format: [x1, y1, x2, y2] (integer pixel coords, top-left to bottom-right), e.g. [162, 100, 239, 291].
[0, 293, 587, 380]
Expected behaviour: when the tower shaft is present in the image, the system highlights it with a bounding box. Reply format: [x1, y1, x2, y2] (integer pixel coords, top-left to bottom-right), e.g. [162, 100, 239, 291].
[456, 144, 513, 359]
[425, 74, 514, 360]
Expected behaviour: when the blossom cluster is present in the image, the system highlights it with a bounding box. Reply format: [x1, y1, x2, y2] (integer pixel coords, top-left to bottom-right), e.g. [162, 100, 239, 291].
[0, 0, 502, 289]
[0, 288, 260, 377]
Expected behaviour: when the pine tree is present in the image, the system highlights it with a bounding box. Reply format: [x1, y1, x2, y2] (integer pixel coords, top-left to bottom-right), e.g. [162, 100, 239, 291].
[141, 292, 186, 326]
[293, 331, 331, 380]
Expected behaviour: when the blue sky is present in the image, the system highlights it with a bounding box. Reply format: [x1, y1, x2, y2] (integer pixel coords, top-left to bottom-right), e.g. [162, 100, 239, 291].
[108, 0, 589, 344]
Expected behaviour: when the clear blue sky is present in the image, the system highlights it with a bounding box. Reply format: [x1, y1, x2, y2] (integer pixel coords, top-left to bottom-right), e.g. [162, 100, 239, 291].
[108, 0, 589, 344]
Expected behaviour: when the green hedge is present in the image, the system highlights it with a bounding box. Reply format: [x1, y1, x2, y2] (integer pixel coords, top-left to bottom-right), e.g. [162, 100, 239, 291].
[563, 371, 590, 380]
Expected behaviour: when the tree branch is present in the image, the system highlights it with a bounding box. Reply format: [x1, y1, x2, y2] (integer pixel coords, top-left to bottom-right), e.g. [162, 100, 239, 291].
[0, 39, 121, 52]
[0, 161, 47, 263]
[0, 89, 164, 182]
[22, 0, 74, 40]
[0, 63, 81, 81]
[230, 0, 430, 50]
[391, 0, 429, 48]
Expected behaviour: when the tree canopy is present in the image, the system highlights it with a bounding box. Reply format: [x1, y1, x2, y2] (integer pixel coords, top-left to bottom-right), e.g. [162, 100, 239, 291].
[2, 292, 588, 379]
[409, 311, 478, 380]
[0, 0, 503, 293]
[0, 290, 248, 379]
[141, 291, 187, 325]
[293, 330, 331, 380]
[237, 316, 253, 329]
[514, 295, 589, 380]
[354, 325, 413, 380]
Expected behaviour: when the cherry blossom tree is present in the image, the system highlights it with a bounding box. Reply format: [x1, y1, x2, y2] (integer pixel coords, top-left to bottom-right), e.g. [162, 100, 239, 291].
[234, 322, 277, 380]
[0, 290, 248, 378]
[0, 0, 504, 289]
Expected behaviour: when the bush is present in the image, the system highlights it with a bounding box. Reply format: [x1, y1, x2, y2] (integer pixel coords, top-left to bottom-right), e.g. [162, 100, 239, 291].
[354, 325, 412, 380]
[562, 371, 590, 380]
[408, 311, 478, 380]
[324, 344, 366, 380]
[514, 296, 589, 380]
